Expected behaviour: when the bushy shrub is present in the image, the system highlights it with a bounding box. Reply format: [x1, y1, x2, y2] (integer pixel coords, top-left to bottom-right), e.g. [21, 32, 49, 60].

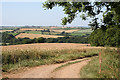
[89, 28, 105, 46]
[89, 26, 120, 47]
[105, 26, 120, 47]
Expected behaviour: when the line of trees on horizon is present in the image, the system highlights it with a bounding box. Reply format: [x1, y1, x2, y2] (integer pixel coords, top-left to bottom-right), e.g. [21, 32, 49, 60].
[1, 32, 88, 46]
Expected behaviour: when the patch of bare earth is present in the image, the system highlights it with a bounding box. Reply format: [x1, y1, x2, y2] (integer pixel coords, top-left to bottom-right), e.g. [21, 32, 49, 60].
[51, 59, 91, 78]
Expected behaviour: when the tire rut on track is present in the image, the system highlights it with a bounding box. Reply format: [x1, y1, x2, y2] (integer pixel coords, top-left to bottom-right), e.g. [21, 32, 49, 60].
[3, 58, 91, 78]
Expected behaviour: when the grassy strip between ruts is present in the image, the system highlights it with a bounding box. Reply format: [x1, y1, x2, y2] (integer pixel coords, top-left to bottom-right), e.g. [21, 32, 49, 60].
[52, 58, 89, 72]
[80, 48, 119, 78]
[2, 48, 99, 72]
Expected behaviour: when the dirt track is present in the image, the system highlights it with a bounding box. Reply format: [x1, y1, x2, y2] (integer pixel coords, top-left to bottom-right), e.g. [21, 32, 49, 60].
[3, 58, 90, 78]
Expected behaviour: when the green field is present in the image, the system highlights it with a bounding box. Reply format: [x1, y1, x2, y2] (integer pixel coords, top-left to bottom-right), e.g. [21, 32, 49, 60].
[9, 33, 20, 36]
[25, 31, 42, 34]
[25, 31, 59, 35]
[70, 29, 92, 36]
[5, 27, 93, 37]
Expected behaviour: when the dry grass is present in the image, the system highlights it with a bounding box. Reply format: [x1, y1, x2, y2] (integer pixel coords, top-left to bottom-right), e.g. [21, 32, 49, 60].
[80, 48, 119, 78]
[51, 29, 79, 33]
[15, 33, 64, 39]
[19, 28, 44, 31]
[2, 43, 117, 78]
[2, 43, 102, 52]
[2, 43, 101, 72]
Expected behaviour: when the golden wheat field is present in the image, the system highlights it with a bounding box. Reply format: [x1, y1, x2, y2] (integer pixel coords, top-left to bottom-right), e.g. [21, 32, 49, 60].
[15, 33, 64, 39]
[2, 43, 103, 52]
[19, 28, 44, 31]
[0, 30, 13, 32]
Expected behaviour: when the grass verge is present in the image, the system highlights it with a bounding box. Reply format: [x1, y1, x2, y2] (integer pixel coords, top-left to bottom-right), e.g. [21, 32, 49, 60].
[2, 48, 99, 72]
[80, 48, 119, 78]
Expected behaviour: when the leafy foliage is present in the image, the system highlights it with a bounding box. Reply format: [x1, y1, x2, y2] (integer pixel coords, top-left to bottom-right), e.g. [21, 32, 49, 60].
[89, 28, 105, 46]
[43, 1, 120, 47]
[1, 32, 15, 43]
[43, 1, 119, 28]
[89, 26, 120, 47]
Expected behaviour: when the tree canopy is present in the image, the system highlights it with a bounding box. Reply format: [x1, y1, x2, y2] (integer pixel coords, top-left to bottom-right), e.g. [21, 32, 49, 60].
[43, 1, 120, 47]
[43, 1, 120, 30]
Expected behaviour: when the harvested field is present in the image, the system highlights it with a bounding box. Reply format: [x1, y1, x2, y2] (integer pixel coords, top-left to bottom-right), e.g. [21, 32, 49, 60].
[51, 29, 79, 33]
[2, 43, 102, 51]
[0, 30, 13, 32]
[15, 33, 64, 39]
[19, 28, 44, 31]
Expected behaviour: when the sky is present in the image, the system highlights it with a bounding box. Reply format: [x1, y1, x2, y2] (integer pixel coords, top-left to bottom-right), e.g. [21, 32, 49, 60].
[2, 1, 92, 27]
